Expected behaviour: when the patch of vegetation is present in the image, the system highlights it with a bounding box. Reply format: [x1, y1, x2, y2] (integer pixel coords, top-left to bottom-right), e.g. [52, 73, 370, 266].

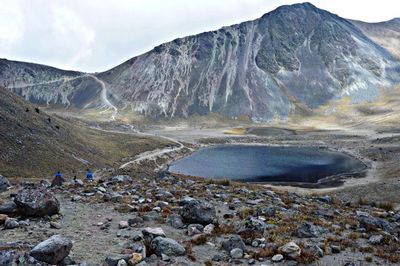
[377, 201, 395, 211]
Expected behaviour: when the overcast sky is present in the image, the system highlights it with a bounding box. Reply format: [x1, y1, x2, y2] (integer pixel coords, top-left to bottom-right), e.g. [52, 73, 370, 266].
[1, 0, 399, 72]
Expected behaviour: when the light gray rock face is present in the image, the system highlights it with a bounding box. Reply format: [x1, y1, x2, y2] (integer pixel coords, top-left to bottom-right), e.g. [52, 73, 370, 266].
[1, 3, 399, 121]
[150, 237, 186, 256]
[29, 235, 73, 265]
[98, 3, 400, 121]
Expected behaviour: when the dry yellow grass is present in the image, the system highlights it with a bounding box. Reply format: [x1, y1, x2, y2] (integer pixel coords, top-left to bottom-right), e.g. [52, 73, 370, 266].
[223, 127, 247, 135]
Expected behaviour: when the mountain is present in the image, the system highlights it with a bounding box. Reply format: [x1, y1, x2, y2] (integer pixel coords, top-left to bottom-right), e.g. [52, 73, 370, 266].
[0, 86, 168, 178]
[1, 3, 400, 121]
[0, 59, 120, 112]
[351, 18, 400, 59]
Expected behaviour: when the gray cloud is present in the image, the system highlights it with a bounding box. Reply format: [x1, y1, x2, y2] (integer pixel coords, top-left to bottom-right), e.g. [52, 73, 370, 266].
[0, 0, 398, 72]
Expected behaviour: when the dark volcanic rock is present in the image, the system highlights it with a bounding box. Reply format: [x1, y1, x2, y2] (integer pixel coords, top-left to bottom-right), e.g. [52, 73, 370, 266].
[0, 175, 10, 192]
[29, 235, 72, 265]
[221, 235, 246, 252]
[180, 199, 216, 225]
[296, 222, 326, 238]
[167, 214, 185, 229]
[0, 201, 17, 214]
[237, 216, 267, 238]
[358, 215, 394, 232]
[0, 250, 15, 265]
[14, 188, 60, 217]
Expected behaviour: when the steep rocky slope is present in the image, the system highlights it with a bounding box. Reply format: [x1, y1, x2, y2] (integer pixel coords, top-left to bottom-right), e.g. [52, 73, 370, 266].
[0, 87, 168, 178]
[1, 3, 399, 121]
[98, 3, 400, 121]
[0, 59, 120, 111]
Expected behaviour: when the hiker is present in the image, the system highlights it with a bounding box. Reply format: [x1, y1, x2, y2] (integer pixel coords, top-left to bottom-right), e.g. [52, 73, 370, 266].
[51, 171, 65, 187]
[86, 169, 93, 182]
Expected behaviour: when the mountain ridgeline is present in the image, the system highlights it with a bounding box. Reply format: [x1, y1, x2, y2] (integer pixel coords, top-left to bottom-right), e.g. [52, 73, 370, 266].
[1, 3, 399, 121]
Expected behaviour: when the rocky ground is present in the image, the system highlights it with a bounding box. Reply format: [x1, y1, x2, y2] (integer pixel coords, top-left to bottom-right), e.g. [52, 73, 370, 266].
[2, 123, 400, 266]
[1, 170, 400, 266]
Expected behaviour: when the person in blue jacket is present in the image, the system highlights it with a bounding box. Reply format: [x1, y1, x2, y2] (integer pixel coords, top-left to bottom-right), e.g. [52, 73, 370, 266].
[86, 169, 93, 182]
[55, 171, 62, 178]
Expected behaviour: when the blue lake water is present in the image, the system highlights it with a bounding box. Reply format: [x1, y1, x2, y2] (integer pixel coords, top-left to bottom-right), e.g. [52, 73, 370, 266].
[168, 145, 366, 183]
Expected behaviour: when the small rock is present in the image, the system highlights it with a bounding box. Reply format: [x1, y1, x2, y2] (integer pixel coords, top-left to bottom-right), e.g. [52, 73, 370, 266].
[161, 253, 170, 261]
[331, 245, 341, 253]
[272, 254, 284, 262]
[280, 242, 301, 259]
[188, 224, 203, 236]
[4, 217, 19, 229]
[166, 214, 184, 229]
[203, 224, 215, 235]
[119, 221, 129, 229]
[128, 217, 144, 226]
[221, 235, 246, 252]
[368, 235, 383, 245]
[128, 253, 143, 265]
[230, 248, 243, 259]
[142, 227, 165, 239]
[248, 258, 256, 264]
[117, 259, 128, 266]
[0, 175, 11, 192]
[50, 221, 62, 229]
[29, 235, 72, 265]
[317, 195, 331, 203]
[112, 175, 132, 183]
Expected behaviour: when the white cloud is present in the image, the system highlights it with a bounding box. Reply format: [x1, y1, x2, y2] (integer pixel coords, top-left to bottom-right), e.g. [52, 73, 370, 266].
[51, 5, 95, 67]
[0, 0, 398, 72]
[0, 0, 24, 48]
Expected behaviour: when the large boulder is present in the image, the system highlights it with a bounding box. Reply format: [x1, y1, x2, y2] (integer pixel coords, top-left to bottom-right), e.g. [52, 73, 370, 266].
[358, 215, 394, 232]
[180, 199, 216, 225]
[150, 237, 186, 256]
[14, 188, 60, 217]
[29, 235, 72, 265]
[0, 175, 10, 192]
[237, 216, 267, 239]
